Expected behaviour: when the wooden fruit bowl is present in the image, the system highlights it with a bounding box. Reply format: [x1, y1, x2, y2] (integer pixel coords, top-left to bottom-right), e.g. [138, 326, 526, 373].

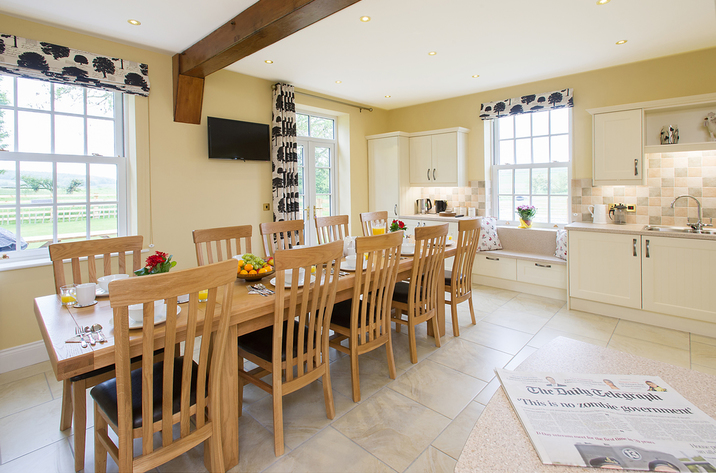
[236, 269, 275, 281]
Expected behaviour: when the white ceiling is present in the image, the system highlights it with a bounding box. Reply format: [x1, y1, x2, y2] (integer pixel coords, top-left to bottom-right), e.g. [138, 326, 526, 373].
[2, 0, 716, 110]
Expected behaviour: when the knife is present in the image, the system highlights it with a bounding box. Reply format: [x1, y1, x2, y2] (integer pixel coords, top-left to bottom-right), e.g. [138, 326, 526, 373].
[65, 335, 83, 343]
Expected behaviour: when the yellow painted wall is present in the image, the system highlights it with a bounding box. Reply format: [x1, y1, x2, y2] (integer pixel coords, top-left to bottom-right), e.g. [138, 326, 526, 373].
[0, 14, 388, 352]
[387, 47, 716, 181]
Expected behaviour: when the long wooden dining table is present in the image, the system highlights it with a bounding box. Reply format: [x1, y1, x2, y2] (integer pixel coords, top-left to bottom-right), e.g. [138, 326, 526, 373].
[34, 245, 457, 470]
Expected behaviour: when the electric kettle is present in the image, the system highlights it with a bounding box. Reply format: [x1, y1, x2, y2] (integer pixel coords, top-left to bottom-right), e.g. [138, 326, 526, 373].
[417, 198, 432, 214]
[435, 200, 448, 213]
[609, 203, 628, 225]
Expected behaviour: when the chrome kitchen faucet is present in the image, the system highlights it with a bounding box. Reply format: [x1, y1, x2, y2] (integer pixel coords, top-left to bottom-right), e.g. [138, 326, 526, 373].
[670, 195, 712, 232]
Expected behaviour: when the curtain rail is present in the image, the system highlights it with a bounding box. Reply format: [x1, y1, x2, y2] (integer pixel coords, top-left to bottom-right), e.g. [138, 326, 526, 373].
[272, 85, 373, 112]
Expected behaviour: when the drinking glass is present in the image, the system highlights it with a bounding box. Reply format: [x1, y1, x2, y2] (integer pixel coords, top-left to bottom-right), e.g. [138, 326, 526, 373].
[60, 285, 76, 306]
[372, 227, 386, 235]
[198, 289, 208, 303]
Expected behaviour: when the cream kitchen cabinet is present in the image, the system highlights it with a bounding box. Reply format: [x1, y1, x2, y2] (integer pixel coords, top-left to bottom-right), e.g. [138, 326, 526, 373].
[366, 132, 419, 217]
[568, 230, 642, 309]
[591, 109, 644, 186]
[641, 235, 716, 323]
[409, 128, 469, 187]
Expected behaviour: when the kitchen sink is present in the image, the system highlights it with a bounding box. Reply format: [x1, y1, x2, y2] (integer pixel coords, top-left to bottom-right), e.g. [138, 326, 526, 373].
[642, 225, 716, 234]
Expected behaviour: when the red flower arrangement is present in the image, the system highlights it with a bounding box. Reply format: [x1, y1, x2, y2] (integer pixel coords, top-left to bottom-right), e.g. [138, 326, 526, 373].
[389, 219, 407, 232]
[134, 251, 177, 276]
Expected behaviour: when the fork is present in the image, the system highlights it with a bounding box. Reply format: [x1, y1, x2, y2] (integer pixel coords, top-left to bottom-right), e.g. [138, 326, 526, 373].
[254, 283, 274, 295]
[75, 327, 87, 348]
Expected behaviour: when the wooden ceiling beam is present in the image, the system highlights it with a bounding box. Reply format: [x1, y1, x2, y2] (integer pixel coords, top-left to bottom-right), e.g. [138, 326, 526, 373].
[172, 0, 361, 123]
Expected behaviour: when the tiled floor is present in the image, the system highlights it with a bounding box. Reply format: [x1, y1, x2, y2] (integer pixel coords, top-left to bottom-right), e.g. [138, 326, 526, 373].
[2, 285, 716, 472]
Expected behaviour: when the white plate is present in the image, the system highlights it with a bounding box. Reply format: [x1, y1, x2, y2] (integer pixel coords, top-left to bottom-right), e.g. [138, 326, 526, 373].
[95, 287, 109, 297]
[401, 245, 415, 256]
[74, 300, 98, 308]
[269, 275, 316, 288]
[340, 259, 368, 271]
[110, 305, 181, 330]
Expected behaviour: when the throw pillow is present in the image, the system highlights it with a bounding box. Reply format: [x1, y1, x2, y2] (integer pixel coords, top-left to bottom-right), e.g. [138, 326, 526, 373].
[478, 217, 502, 251]
[555, 229, 568, 260]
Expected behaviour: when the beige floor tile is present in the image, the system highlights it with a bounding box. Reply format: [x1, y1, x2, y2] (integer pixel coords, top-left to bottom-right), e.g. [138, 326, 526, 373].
[432, 401, 485, 460]
[608, 334, 691, 368]
[332, 388, 450, 472]
[231, 413, 285, 473]
[264, 427, 392, 473]
[80, 425, 160, 473]
[470, 286, 518, 314]
[504, 346, 539, 370]
[480, 307, 551, 335]
[245, 381, 355, 451]
[389, 360, 486, 419]
[527, 327, 608, 349]
[0, 398, 71, 464]
[691, 341, 716, 368]
[692, 333, 716, 347]
[614, 320, 690, 350]
[47, 374, 64, 400]
[692, 364, 716, 376]
[545, 308, 618, 342]
[328, 350, 405, 402]
[405, 446, 456, 473]
[460, 321, 533, 355]
[0, 373, 53, 418]
[474, 377, 501, 405]
[367, 329, 443, 371]
[0, 439, 74, 473]
[429, 339, 513, 382]
[503, 293, 565, 319]
[0, 361, 53, 387]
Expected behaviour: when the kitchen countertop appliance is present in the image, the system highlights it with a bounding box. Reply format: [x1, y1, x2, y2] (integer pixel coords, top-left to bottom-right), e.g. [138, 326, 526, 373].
[609, 203, 628, 225]
[434, 200, 448, 213]
[416, 198, 432, 214]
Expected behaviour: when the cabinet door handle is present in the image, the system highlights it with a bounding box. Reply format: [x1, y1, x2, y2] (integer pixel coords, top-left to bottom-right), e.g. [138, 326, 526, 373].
[633, 238, 637, 257]
[427, 169, 431, 180]
[394, 204, 398, 216]
[535, 263, 551, 268]
[486, 256, 499, 261]
[433, 169, 436, 180]
[634, 158, 639, 176]
[645, 239, 650, 258]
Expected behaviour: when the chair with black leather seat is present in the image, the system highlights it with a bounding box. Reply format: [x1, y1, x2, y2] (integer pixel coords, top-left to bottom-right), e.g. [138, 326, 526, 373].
[445, 218, 480, 336]
[49, 235, 143, 472]
[91, 259, 237, 473]
[391, 224, 448, 364]
[193, 224, 252, 265]
[329, 231, 402, 402]
[237, 240, 343, 456]
[314, 214, 350, 244]
[359, 211, 388, 236]
[260, 220, 305, 258]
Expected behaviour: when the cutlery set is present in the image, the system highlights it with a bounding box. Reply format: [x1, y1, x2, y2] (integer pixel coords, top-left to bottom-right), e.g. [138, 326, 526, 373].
[248, 284, 274, 297]
[68, 324, 107, 345]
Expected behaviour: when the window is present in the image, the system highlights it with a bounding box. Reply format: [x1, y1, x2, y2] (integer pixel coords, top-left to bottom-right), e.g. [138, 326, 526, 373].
[296, 112, 336, 244]
[492, 108, 571, 224]
[0, 75, 127, 261]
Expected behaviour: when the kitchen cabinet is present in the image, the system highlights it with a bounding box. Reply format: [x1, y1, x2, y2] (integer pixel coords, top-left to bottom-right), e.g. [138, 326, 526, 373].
[366, 132, 419, 217]
[568, 231, 642, 309]
[642, 236, 716, 323]
[592, 109, 644, 186]
[409, 128, 469, 187]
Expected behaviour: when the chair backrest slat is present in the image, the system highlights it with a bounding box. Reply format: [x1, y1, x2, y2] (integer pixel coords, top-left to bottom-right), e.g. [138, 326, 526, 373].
[193, 225, 252, 266]
[314, 215, 350, 244]
[409, 224, 448, 319]
[260, 220, 305, 258]
[359, 211, 388, 237]
[452, 219, 480, 296]
[49, 236, 144, 294]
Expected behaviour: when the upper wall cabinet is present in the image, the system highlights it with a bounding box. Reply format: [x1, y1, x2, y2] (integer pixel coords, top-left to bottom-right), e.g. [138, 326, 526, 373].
[408, 128, 469, 187]
[592, 109, 644, 186]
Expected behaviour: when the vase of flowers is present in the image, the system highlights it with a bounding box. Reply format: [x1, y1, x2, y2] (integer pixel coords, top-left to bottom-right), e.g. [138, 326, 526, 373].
[134, 251, 177, 276]
[517, 205, 536, 229]
[389, 219, 407, 233]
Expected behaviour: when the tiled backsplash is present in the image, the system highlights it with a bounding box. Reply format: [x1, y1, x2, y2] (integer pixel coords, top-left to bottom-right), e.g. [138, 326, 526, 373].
[573, 150, 716, 226]
[419, 181, 489, 215]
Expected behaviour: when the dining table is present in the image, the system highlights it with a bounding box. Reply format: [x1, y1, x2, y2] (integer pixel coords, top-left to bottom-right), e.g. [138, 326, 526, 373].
[34, 243, 458, 470]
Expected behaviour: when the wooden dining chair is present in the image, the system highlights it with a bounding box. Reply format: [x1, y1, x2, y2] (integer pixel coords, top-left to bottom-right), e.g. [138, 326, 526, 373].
[446, 219, 480, 336]
[391, 224, 448, 364]
[260, 220, 305, 258]
[91, 259, 237, 473]
[359, 211, 388, 236]
[237, 240, 343, 456]
[314, 215, 350, 244]
[193, 225, 252, 265]
[329, 231, 402, 402]
[49, 235, 143, 472]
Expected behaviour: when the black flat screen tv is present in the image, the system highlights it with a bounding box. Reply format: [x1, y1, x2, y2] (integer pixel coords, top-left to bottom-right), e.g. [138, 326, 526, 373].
[207, 117, 270, 161]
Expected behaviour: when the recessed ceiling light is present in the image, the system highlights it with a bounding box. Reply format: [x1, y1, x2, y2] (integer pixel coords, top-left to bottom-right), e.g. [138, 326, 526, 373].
[616, 40, 627, 45]
[597, 0, 611, 4]
[127, 19, 141, 26]
[265, 60, 274, 64]
[472, 74, 480, 78]
[335, 80, 342, 84]
[428, 51, 437, 56]
[385, 95, 391, 98]
[360, 16, 371, 22]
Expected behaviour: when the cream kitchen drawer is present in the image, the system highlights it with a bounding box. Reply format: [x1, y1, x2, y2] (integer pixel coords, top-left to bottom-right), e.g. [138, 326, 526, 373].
[474, 253, 516, 280]
[516, 259, 566, 289]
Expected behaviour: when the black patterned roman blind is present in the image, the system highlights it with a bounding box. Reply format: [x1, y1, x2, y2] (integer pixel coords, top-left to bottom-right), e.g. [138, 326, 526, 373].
[0, 33, 150, 96]
[480, 88, 572, 120]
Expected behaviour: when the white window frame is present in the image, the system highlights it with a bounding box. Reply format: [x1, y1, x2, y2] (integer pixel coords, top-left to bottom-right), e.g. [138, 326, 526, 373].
[490, 108, 573, 226]
[0, 76, 128, 265]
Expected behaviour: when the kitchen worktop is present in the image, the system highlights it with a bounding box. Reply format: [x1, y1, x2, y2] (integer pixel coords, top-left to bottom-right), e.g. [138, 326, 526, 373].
[566, 222, 716, 241]
[398, 214, 478, 223]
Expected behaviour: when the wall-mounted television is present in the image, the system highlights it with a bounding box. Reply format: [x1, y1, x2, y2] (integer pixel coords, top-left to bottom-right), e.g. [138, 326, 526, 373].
[207, 116, 270, 161]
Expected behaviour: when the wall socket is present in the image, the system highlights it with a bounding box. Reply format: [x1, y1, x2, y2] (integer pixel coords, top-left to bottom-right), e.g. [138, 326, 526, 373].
[263, 203, 271, 211]
[608, 203, 636, 212]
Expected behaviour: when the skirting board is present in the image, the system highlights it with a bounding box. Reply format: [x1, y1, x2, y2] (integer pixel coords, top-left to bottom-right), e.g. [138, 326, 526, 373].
[0, 340, 50, 374]
[472, 275, 567, 301]
[569, 298, 716, 339]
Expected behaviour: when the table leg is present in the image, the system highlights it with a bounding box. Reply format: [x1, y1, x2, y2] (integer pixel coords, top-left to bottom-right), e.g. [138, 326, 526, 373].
[428, 260, 446, 338]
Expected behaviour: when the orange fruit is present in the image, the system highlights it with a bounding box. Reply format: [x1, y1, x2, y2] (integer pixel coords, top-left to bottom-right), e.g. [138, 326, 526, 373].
[245, 263, 254, 271]
[249, 269, 257, 275]
[237, 260, 244, 268]
[258, 267, 268, 274]
[239, 269, 248, 275]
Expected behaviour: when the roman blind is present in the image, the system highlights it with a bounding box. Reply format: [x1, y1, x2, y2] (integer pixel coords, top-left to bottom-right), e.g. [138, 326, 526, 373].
[480, 88, 572, 120]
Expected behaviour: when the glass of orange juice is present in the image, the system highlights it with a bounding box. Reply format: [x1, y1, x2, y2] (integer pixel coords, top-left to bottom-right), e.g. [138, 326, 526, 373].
[60, 284, 76, 306]
[372, 226, 386, 235]
[198, 289, 209, 302]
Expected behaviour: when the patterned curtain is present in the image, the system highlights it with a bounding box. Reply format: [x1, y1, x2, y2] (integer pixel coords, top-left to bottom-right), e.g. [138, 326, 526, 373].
[271, 83, 299, 221]
[480, 88, 572, 120]
[0, 33, 150, 96]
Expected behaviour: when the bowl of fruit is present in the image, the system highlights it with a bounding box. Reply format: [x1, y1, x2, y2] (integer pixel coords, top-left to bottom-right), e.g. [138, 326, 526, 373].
[235, 253, 275, 281]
